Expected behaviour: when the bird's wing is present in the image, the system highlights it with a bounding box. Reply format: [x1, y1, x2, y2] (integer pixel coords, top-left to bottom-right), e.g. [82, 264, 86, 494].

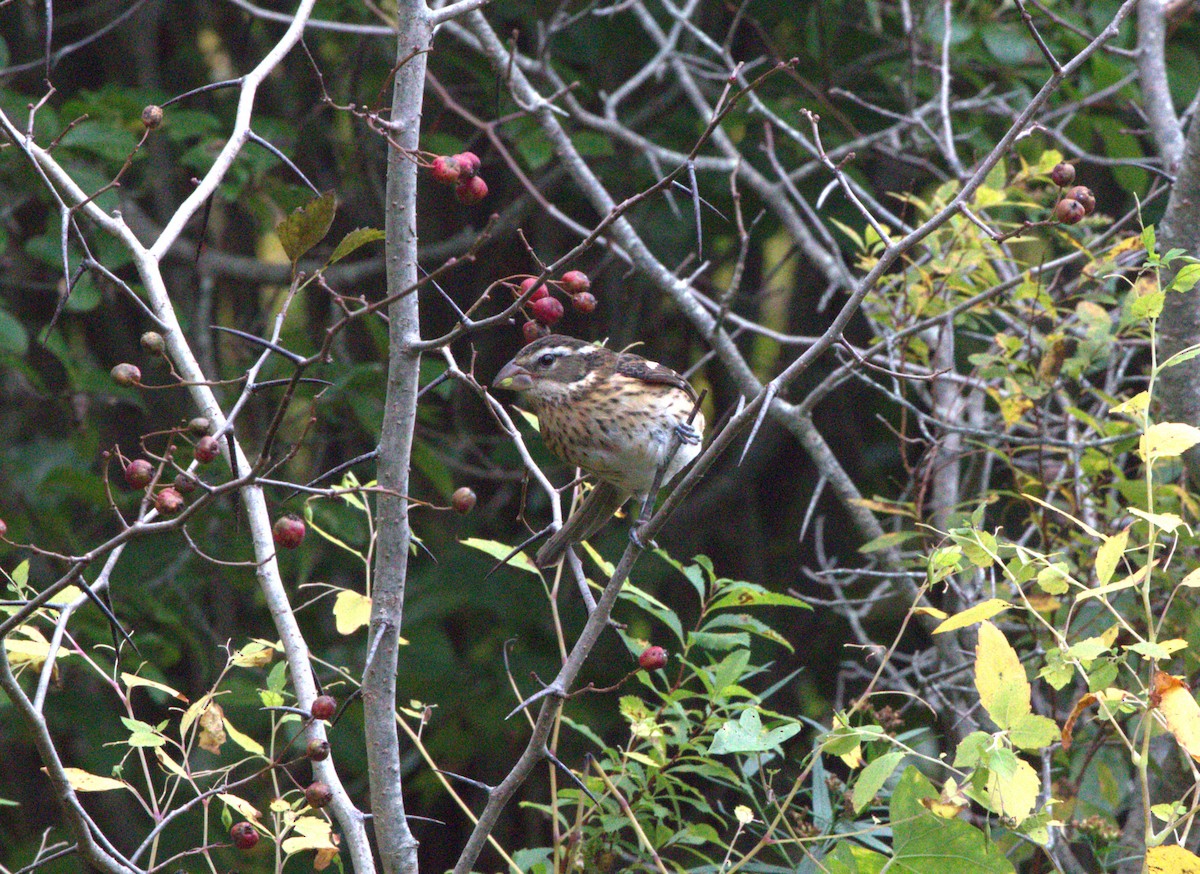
[617, 355, 699, 401]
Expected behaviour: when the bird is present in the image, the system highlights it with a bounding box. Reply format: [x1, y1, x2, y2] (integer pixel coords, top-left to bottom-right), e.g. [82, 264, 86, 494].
[492, 334, 705, 568]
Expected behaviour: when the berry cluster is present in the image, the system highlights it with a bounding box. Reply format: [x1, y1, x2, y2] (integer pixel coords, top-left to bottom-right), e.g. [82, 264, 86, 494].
[1048, 162, 1096, 225]
[430, 151, 487, 205]
[514, 270, 597, 343]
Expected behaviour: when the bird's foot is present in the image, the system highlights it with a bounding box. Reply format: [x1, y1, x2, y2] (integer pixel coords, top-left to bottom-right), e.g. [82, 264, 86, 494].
[674, 421, 701, 445]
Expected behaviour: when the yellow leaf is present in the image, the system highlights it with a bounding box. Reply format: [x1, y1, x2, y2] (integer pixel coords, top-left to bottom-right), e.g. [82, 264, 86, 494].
[933, 599, 1011, 634]
[1153, 671, 1200, 760]
[1140, 422, 1200, 461]
[333, 590, 372, 635]
[1077, 563, 1152, 602]
[974, 621, 1031, 729]
[460, 537, 538, 575]
[1128, 507, 1188, 534]
[198, 700, 226, 754]
[1022, 493, 1102, 538]
[218, 793, 262, 822]
[225, 717, 265, 756]
[982, 756, 1040, 824]
[122, 672, 188, 702]
[282, 815, 338, 853]
[180, 692, 213, 739]
[231, 640, 276, 667]
[1180, 568, 1200, 588]
[54, 767, 129, 793]
[912, 606, 948, 620]
[1094, 527, 1129, 587]
[1110, 391, 1150, 418]
[922, 776, 970, 818]
[155, 748, 188, 779]
[1147, 844, 1200, 873]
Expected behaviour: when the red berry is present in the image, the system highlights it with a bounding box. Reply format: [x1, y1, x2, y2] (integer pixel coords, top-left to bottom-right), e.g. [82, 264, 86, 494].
[518, 277, 549, 302]
[230, 821, 259, 850]
[454, 175, 488, 205]
[174, 472, 198, 494]
[1065, 185, 1095, 215]
[111, 363, 141, 387]
[124, 459, 154, 489]
[571, 292, 597, 314]
[194, 435, 219, 464]
[430, 155, 461, 186]
[1049, 162, 1075, 188]
[560, 270, 590, 295]
[0, 518, 7, 538]
[1054, 198, 1085, 225]
[455, 151, 481, 178]
[451, 486, 477, 514]
[273, 515, 306, 549]
[310, 695, 337, 720]
[638, 646, 667, 671]
[522, 320, 550, 344]
[154, 487, 184, 515]
[304, 781, 333, 809]
[306, 739, 331, 761]
[530, 296, 564, 326]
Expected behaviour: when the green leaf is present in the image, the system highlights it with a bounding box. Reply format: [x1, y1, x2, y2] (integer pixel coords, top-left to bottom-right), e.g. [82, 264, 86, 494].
[460, 537, 538, 574]
[889, 767, 1017, 873]
[327, 227, 384, 266]
[1009, 713, 1059, 750]
[953, 731, 993, 768]
[1167, 262, 1200, 293]
[853, 751, 905, 812]
[1129, 289, 1164, 320]
[709, 707, 800, 754]
[708, 584, 810, 612]
[0, 307, 29, 355]
[276, 191, 336, 263]
[120, 717, 165, 748]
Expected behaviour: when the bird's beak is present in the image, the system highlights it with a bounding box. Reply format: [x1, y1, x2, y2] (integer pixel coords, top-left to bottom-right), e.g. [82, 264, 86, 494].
[492, 360, 534, 391]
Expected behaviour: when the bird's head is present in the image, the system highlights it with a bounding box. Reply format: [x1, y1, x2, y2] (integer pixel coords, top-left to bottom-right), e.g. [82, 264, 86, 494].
[492, 335, 605, 400]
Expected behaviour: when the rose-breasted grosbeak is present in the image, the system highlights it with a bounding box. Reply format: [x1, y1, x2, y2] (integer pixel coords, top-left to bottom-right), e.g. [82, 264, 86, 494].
[492, 335, 705, 567]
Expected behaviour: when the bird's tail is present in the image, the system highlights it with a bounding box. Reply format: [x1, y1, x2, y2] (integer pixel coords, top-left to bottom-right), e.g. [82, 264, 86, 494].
[535, 481, 630, 568]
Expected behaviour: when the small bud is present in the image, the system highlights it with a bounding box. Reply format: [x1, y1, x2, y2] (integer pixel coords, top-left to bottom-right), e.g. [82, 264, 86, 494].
[273, 515, 306, 549]
[310, 694, 337, 720]
[306, 738, 331, 761]
[141, 105, 164, 130]
[194, 435, 220, 464]
[1048, 162, 1075, 188]
[1065, 185, 1095, 215]
[522, 319, 550, 344]
[124, 459, 154, 489]
[140, 331, 165, 355]
[560, 270, 590, 295]
[188, 417, 211, 436]
[530, 296, 564, 326]
[304, 781, 333, 809]
[638, 645, 667, 671]
[230, 821, 259, 850]
[451, 486, 477, 514]
[154, 487, 185, 515]
[454, 175, 488, 205]
[1054, 198, 1085, 225]
[571, 292, 597, 314]
[111, 363, 141, 387]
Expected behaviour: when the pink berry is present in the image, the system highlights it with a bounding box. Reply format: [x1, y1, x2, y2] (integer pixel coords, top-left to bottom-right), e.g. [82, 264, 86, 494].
[310, 695, 337, 720]
[519, 277, 548, 302]
[1054, 199, 1085, 225]
[1049, 162, 1075, 187]
[194, 435, 219, 464]
[455, 151, 481, 178]
[1065, 185, 1095, 215]
[306, 739, 330, 761]
[111, 363, 141, 387]
[454, 175, 488, 205]
[639, 646, 667, 671]
[304, 781, 332, 809]
[0, 519, 7, 538]
[530, 296, 564, 326]
[273, 515, 306, 549]
[230, 821, 259, 850]
[154, 487, 184, 515]
[571, 292, 597, 314]
[124, 459, 154, 489]
[451, 486, 477, 514]
[522, 320, 550, 344]
[560, 270, 590, 295]
[430, 155, 461, 186]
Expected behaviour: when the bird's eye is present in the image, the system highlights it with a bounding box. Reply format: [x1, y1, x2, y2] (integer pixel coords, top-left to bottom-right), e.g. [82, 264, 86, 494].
[537, 353, 556, 367]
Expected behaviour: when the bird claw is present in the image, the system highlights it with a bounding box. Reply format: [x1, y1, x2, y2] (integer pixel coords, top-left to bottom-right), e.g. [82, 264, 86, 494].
[674, 422, 701, 445]
[628, 526, 657, 551]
